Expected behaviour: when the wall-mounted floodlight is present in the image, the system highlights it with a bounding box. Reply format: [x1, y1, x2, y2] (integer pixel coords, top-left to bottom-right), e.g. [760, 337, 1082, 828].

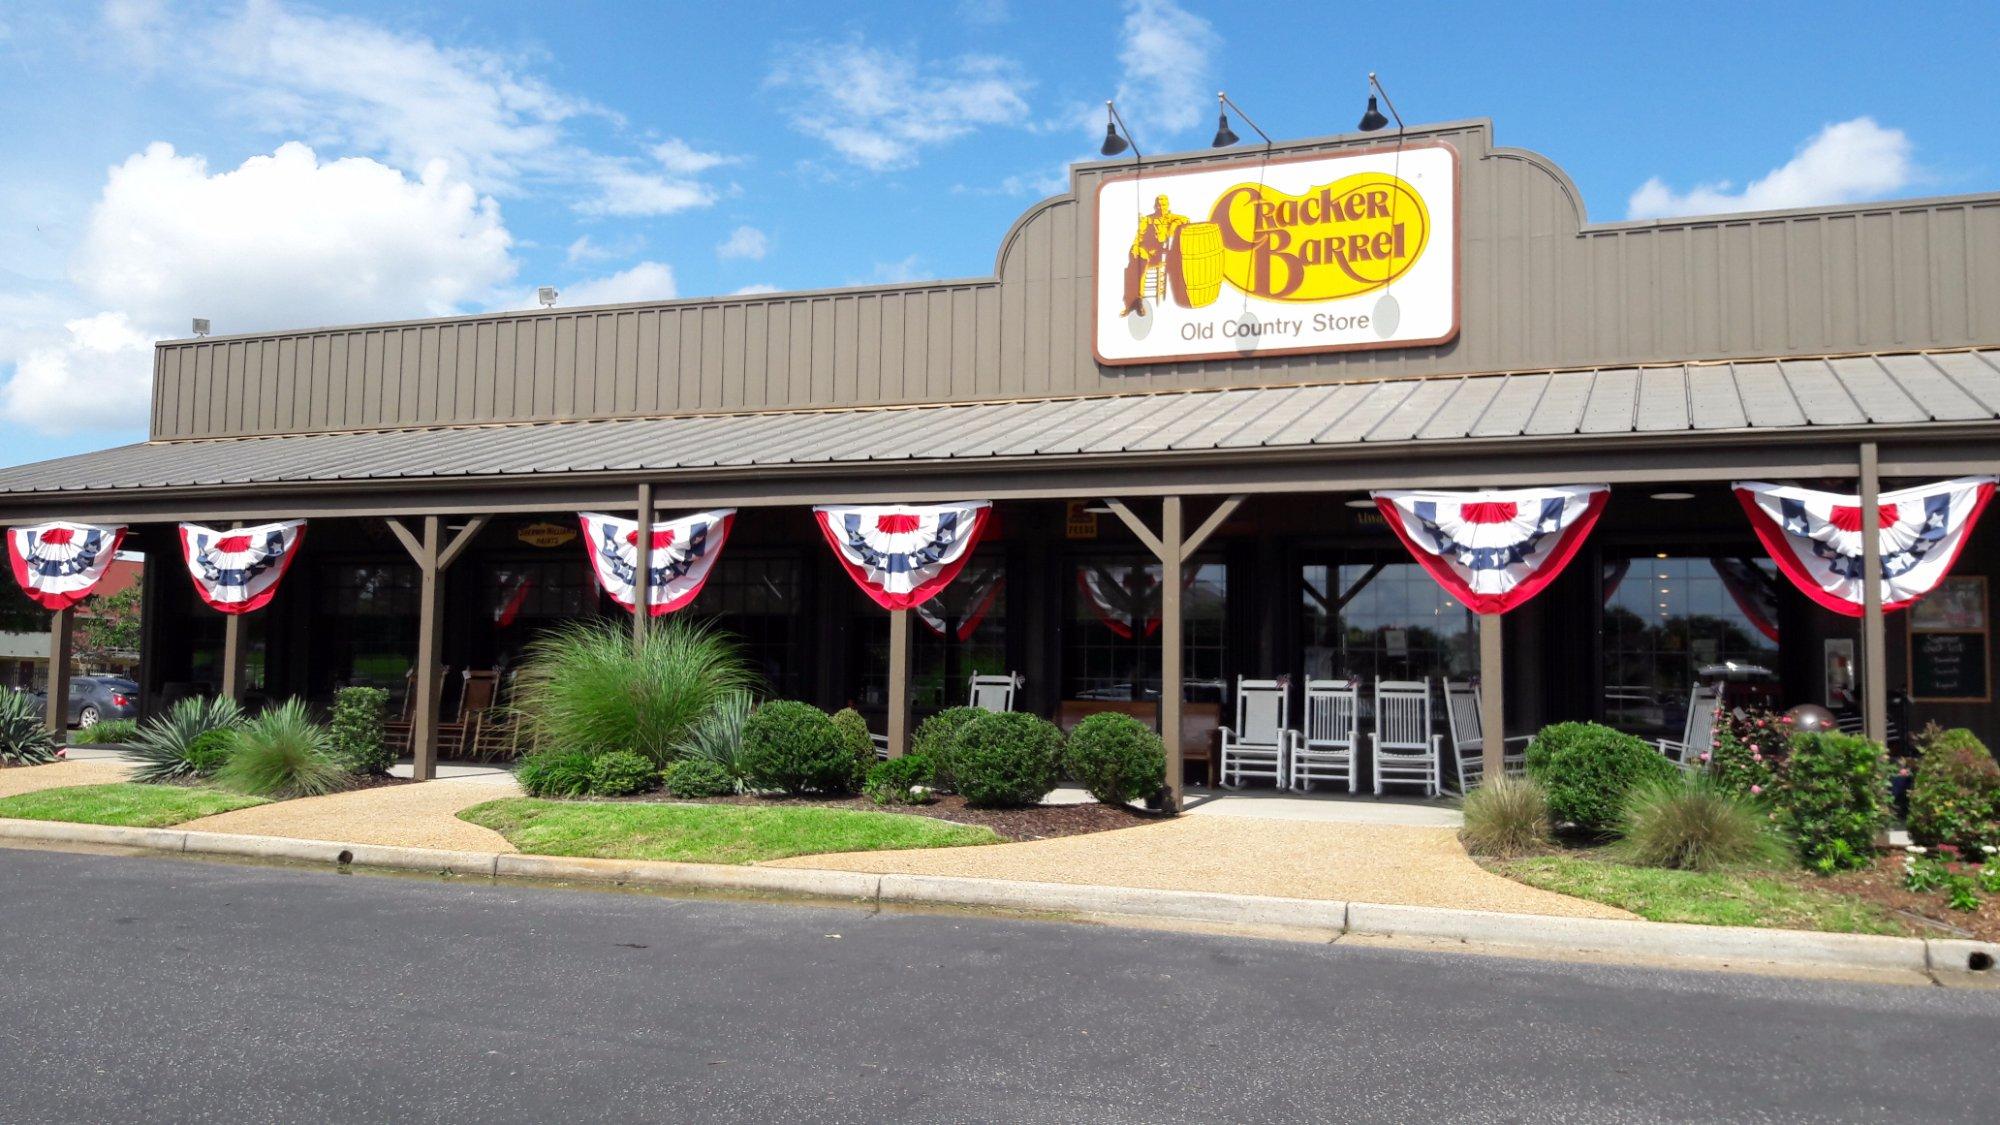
[537, 286, 559, 308]
[192, 318, 211, 337]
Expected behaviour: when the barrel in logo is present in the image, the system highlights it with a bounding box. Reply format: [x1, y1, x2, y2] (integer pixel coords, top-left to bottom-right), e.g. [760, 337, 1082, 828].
[1173, 222, 1224, 308]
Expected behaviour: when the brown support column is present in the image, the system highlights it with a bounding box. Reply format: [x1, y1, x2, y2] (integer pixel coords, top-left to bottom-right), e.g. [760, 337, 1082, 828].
[219, 613, 244, 703]
[886, 607, 910, 758]
[411, 515, 443, 781]
[45, 608, 74, 735]
[1479, 612, 1505, 781]
[1161, 496, 1185, 810]
[633, 482, 654, 651]
[1858, 443, 1888, 745]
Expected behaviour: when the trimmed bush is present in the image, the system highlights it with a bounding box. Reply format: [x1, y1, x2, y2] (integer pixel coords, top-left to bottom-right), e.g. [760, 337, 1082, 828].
[515, 749, 597, 799]
[1525, 721, 1679, 833]
[215, 700, 351, 799]
[673, 691, 754, 779]
[910, 706, 984, 793]
[662, 757, 736, 798]
[1907, 726, 2000, 853]
[830, 707, 878, 788]
[78, 718, 140, 745]
[326, 686, 393, 775]
[0, 690, 59, 766]
[1615, 773, 1790, 871]
[513, 618, 757, 765]
[1780, 730, 1891, 874]
[1064, 712, 1165, 807]
[864, 754, 936, 805]
[1458, 775, 1552, 857]
[587, 750, 660, 797]
[129, 696, 245, 783]
[740, 701, 856, 796]
[953, 711, 1064, 808]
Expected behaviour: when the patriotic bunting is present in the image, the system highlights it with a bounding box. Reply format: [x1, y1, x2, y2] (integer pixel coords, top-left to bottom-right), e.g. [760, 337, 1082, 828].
[914, 562, 1005, 640]
[578, 509, 736, 616]
[1711, 557, 1781, 641]
[178, 520, 307, 614]
[1373, 485, 1610, 614]
[1733, 476, 1996, 615]
[7, 522, 127, 611]
[814, 501, 991, 611]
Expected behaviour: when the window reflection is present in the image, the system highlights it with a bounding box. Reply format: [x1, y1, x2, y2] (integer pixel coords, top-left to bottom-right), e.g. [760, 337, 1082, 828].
[1300, 562, 1475, 686]
[1064, 555, 1226, 703]
[1603, 554, 1781, 739]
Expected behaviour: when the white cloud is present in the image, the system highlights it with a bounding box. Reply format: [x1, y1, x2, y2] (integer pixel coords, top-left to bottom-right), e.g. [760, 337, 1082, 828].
[716, 225, 770, 261]
[534, 262, 678, 309]
[869, 255, 929, 284]
[731, 283, 780, 295]
[1113, 0, 1216, 140]
[0, 312, 154, 434]
[651, 138, 735, 176]
[767, 36, 1033, 171]
[1627, 118, 1916, 220]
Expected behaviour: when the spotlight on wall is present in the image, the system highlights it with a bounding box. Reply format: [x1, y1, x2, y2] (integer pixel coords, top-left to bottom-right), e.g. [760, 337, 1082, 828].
[1650, 491, 1695, 501]
[191, 318, 211, 337]
[1343, 498, 1377, 509]
[537, 286, 559, 308]
[1211, 91, 1273, 150]
[1357, 72, 1403, 133]
[1100, 100, 1138, 159]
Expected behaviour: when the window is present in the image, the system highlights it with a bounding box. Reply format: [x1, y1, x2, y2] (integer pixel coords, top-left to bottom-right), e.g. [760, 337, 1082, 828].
[848, 555, 1007, 711]
[312, 563, 419, 693]
[1063, 555, 1226, 703]
[688, 555, 807, 700]
[1603, 554, 1781, 740]
[1299, 561, 1475, 687]
[482, 558, 594, 672]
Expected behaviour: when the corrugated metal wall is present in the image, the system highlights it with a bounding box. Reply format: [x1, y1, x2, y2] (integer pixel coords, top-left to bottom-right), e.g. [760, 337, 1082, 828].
[149, 121, 2000, 440]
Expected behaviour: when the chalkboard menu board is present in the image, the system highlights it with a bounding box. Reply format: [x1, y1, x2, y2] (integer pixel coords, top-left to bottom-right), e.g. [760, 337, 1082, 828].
[1911, 631, 1988, 702]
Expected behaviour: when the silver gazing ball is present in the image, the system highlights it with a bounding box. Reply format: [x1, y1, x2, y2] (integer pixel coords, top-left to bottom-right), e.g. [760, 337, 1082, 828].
[1785, 703, 1838, 733]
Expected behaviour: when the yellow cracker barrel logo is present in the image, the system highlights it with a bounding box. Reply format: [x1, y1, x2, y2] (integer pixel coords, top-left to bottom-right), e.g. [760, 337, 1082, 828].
[1119, 173, 1429, 315]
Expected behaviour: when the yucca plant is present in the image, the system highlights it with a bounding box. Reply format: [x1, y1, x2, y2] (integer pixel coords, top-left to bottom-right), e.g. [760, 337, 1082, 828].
[0, 690, 60, 766]
[512, 618, 758, 766]
[128, 696, 246, 784]
[214, 699, 351, 799]
[1615, 773, 1792, 872]
[1458, 775, 1552, 857]
[672, 691, 755, 785]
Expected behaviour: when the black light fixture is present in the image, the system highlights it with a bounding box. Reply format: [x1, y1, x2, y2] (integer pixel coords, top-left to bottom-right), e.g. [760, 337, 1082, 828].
[1100, 100, 1138, 158]
[1357, 72, 1403, 133]
[1211, 91, 1272, 150]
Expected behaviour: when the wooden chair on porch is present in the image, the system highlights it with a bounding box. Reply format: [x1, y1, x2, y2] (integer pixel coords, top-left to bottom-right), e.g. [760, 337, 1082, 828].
[967, 674, 1016, 713]
[1443, 678, 1530, 793]
[1371, 679, 1442, 796]
[468, 670, 530, 762]
[1291, 680, 1358, 793]
[437, 669, 500, 760]
[1658, 684, 1720, 770]
[383, 665, 453, 757]
[1218, 677, 1297, 789]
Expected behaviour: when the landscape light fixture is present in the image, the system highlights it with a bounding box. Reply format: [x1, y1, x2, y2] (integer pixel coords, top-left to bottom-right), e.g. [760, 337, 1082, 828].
[191, 318, 210, 337]
[537, 286, 559, 308]
[1100, 100, 1138, 159]
[1357, 72, 1403, 134]
[1211, 92, 1272, 150]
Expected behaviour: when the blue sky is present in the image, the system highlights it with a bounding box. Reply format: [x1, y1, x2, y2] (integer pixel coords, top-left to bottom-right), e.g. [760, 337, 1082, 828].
[2, 0, 1996, 466]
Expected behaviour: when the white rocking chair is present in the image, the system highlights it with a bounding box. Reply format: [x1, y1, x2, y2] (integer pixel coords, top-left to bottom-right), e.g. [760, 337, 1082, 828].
[1219, 677, 1298, 789]
[967, 674, 1016, 713]
[1658, 685, 1720, 770]
[1292, 680, 1359, 793]
[1371, 679, 1443, 797]
[1443, 678, 1530, 793]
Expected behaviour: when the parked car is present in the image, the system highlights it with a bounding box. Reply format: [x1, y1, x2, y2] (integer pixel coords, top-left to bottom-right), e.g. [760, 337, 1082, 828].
[22, 677, 141, 729]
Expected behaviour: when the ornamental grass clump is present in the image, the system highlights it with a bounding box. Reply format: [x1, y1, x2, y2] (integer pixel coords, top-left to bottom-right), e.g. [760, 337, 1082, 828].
[513, 619, 757, 766]
[1906, 725, 2000, 853]
[79, 718, 140, 745]
[740, 700, 857, 796]
[127, 696, 244, 783]
[1063, 712, 1165, 808]
[1779, 730, 1891, 874]
[0, 689, 59, 766]
[1614, 773, 1791, 872]
[952, 711, 1064, 808]
[214, 700, 351, 799]
[1457, 775, 1552, 858]
[1524, 721, 1679, 834]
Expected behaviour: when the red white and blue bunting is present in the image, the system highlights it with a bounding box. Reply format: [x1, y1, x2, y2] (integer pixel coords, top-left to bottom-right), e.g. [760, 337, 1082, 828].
[7, 522, 127, 611]
[814, 501, 991, 611]
[915, 562, 1004, 640]
[578, 509, 736, 616]
[178, 520, 307, 614]
[1373, 485, 1610, 614]
[1733, 476, 1996, 616]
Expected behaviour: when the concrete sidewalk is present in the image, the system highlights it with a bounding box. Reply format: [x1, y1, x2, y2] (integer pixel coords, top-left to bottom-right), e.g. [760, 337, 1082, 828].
[180, 772, 522, 852]
[0, 759, 133, 797]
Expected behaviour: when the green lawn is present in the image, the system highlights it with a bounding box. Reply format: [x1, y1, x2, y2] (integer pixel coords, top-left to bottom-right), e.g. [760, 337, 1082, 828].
[1491, 855, 1912, 936]
[0, 783, 266, 828]
[461, 798, 1002, 865]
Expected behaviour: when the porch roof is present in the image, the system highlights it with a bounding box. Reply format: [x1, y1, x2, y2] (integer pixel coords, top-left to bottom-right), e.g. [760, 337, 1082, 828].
[4, 346, 2000, 503]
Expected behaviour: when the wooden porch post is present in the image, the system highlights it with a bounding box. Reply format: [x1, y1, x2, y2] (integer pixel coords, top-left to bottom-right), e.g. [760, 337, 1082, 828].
[1160, 496, 1185, 809]
[1478, 612, 1505, 780]
[887, 607, 910, 758]
[45, 607, 73, 735]
[633, 482, 654, 651]
[220, 613, 244, 703]
[386, 514, 488, 782]
[1858, 443, 1888, 745]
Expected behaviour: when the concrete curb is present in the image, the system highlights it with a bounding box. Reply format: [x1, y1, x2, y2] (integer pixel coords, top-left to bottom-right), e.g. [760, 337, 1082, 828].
[3, 817, 1994, 976]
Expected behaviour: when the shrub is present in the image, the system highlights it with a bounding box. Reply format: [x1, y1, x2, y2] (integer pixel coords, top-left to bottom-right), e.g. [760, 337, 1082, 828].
[830, 707, 878, 788]
[127, 696, 245, 783]
[662, 757, 736, 798]
[1524, 721, 1679, 833]
[1458, 775, 1552, 857]
[1615, 773, 1790, 871]
[953, 711, 1064, 808]
[326, 686, 393, 775]
[78, 718, 140, 745]
[910, 706, 984, 792]
[1064, 712, 1165, 807]
[1779, 731, 1891, 874]
[514, 749, 597, 799]
[1707, 707, 1784, 799]
[740, 701, 856, 796]
[513, 619, 757, 766]
[214, 700, 350, 799]
[1906, 725, 2000, 853]
[673, 691, 754, 779]
[587, 750, 660, 797]
[0, 690, 59, 766]
[864, 755, 936, 805]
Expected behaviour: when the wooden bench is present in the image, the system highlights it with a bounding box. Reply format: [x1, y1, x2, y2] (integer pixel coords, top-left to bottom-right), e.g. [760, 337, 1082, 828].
[1056, 699, 1220, 787]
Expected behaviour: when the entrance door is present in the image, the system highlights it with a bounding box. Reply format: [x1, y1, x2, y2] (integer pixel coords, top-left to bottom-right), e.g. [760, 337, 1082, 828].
[1298, 556, 1476, 691]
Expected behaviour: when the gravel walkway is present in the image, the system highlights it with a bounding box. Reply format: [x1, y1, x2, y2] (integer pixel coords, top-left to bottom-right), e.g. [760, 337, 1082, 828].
[775, 815, 1635, 919]
[0, 760, 133, 798]
[180, 774, 522, 853]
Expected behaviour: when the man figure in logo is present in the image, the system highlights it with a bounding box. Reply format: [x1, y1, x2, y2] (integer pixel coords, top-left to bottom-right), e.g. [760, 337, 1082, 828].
[1121, 194, 1188, 316]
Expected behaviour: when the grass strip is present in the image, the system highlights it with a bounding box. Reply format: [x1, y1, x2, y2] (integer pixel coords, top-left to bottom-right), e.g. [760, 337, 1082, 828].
[1491, 855, 1913, 936]
[0, 782, 266, 828]
[461, 798, 1001, 865]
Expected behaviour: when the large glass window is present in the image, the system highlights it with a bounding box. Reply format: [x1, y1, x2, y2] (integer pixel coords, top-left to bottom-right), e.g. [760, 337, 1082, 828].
[1063, 555, 1227, 704]
[1603, 554, 1781, 739]
[1299, 561, 1475, 687]
[315, 563, 418, 694]
[483, 558, 594, 672]
[688, 555, 807, 700]
[848, 554, 1007, 711]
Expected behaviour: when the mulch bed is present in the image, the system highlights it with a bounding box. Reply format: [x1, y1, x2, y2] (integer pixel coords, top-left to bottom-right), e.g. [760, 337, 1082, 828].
[1813, 854, 2000, 944]
[693, 792, 1165, 841]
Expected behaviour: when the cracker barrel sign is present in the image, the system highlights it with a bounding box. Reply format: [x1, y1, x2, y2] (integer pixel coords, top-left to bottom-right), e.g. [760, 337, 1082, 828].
[1093, 143, 1458, 365]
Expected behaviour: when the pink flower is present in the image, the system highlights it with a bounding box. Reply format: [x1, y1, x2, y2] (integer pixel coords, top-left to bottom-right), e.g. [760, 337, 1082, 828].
[1750, 784, 1763, 795]
[1748, 744, 1759, 753]
[1752, 753, 1763, 762]
[1781, 715, 1795, 724]
[54, 748, 66, 760]
[1698, 751, 1712, 762]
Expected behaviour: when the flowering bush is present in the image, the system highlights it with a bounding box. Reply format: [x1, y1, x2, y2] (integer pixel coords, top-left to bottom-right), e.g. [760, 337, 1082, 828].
[1905, 725, 2000, 853]
[1777, 730, 1891, 874]
[1707, 707, 1784, 799]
